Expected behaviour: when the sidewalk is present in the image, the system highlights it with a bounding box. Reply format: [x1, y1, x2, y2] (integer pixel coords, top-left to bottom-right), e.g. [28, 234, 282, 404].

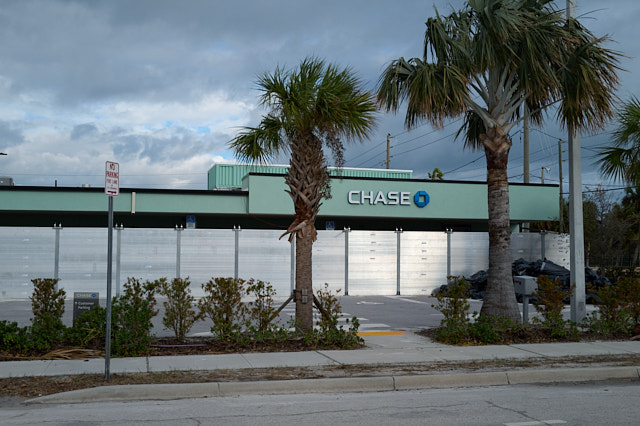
[2, 332, 639, 404]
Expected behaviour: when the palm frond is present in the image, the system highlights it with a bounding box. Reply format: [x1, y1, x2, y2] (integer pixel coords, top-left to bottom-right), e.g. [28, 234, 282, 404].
[612, 97, 640, 147]
[228, 115, 285, 164]
[557, 19, 622, 132]
[377, 57, 467, 129]
[456, 109, 485, 150]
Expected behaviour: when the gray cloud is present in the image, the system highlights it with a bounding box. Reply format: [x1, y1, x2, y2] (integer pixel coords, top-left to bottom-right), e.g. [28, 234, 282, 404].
[70, 123, 98, 140]
[0, 121, 25, 150]
[0, 0, 636, 191]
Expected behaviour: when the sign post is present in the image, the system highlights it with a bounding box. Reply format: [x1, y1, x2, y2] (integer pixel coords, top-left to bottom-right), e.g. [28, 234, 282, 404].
[104, 161, 119, 381]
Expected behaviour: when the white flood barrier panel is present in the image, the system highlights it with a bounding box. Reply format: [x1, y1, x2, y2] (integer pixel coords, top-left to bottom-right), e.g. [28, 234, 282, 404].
[0, 227, 569, 300]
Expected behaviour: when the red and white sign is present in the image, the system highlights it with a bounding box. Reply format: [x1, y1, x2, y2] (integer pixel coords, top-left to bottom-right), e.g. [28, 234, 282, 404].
[105, 161, 119, 196]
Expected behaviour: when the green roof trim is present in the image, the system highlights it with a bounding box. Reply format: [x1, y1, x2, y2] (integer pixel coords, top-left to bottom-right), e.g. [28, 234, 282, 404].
[208, 163, 413, 189]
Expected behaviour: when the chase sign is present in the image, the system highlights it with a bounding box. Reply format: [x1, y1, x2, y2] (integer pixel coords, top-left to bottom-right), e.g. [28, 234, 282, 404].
[348, 190, 430, 208]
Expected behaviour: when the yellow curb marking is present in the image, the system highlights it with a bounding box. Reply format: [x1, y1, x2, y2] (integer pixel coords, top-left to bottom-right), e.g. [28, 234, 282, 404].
[356, 330, 406, 336]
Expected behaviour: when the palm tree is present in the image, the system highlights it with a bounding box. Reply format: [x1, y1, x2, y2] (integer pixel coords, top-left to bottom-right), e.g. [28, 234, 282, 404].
[428, 167, 444, 180]
[377, 0, 620, 322]
[230, 58, 377, 330]
[621, 187, 640, 266]
[597, 97, 640, 184]
[597, 98, 640, 266]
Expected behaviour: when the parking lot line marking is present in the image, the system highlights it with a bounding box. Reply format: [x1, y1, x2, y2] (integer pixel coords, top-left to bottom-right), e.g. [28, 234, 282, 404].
[357, 330, 405, 336]
[383, 296, 429, 305]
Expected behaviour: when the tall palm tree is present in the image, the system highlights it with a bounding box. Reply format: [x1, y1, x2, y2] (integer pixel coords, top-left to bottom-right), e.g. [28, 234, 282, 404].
[377, 0, 620, 322]
[230, 58, 377, 330]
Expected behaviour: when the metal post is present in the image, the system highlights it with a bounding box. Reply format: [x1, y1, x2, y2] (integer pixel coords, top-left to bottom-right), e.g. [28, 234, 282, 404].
[559, 139, 564, 233]
[446, 228, 453, 279]
[522, 295, 530, 324]
[175, 225, 183, 278]
[115, 224, 123, 297]
[105, 196, 114, 381]
[567, 0, 585, 324]
[386, 133, 391, 169]
[395, 228, 403, 295]
[233, 226, 241, 280]
[540, 230, 546, 260]
[523, 104, 530, 184]
[344, 227, 350, 296]
[522, 104, 530, 233]
[290, 237, 296, 294]
[53, 223, 62, 290]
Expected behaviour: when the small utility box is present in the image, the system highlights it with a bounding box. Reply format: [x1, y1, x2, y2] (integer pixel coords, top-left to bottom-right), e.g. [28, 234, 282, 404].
[73, 292, 99, 322]
[513, 276, 537, 295]
[513, 276, 537, 324]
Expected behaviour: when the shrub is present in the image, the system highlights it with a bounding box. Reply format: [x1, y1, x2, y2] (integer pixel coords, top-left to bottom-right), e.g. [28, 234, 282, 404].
[585, 283, 627, 334]
[312, 284, 363, 348]
[198, 277, 247, 341]
[65, 306, 106, 348]
[0, 320, 25, 353]
[157, 277, 200, 341]
[587, 277, 640, 335]
[30, 278, 66, 350]
[245, 279, 279, 338]
[111, 277, 159, 356]
[618, 277, 640, 332]
[532, 275, 577, 339]
[431, 276, 471, 344]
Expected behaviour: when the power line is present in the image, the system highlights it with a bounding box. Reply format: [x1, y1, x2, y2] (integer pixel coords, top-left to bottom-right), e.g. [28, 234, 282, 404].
[393, 131, 459, 158]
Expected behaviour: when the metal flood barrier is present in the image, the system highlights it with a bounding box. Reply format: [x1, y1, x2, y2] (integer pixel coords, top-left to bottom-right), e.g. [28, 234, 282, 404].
[0, 226, 569, 300]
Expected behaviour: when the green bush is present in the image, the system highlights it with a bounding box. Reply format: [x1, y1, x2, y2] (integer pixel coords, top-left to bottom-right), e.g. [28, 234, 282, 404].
[157, 277, 200, 341]
[30, 278, 66, 350]
[245, 279, 279, 339]
[431, 276, 471, 344]
[111, 277, 159, 356]
[65, 306, 106, 348]
[0, 320, 26, 353]
[198, 277, 247, 341]
[618, 277, 640, 332]
[532, 275, 577, 340]
[312, 284, 362, 348]
[586, 277, 640, 335]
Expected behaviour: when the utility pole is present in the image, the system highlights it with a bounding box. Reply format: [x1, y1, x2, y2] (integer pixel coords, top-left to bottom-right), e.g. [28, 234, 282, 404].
[522, 104, 530, 232]
[567, 0, 586, 323]
[523, 105, 530, 184]
[386, 133, 391, 169]
[559, 140, 564, 233]
[541, 167, 546, 184]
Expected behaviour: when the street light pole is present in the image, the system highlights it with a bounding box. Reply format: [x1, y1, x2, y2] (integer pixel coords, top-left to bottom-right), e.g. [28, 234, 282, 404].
[567, 0, 586, 324]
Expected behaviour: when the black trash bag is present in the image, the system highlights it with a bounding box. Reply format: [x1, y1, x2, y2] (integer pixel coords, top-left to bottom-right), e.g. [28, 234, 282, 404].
[534, 259, 570, 278]
[467, 270, 488, 292]
[512, 258, 534, 277]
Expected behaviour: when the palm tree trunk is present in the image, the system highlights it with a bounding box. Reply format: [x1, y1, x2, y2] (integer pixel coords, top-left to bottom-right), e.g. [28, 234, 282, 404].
[635, 222, 640, 266]
[295, 231, 314, 330]
[479, 129, 521, 323]
[284, 133, 327, 331]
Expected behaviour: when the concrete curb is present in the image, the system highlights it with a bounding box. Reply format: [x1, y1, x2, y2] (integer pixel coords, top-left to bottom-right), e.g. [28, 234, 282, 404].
[27, 366, 640, 405]
[506, 366, 640, 384]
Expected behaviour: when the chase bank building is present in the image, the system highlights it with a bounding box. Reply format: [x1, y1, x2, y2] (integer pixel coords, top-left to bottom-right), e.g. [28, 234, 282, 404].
[0, 164, 559, 231]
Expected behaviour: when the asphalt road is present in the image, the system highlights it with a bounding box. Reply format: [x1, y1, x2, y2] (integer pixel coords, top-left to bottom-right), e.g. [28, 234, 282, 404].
[2, 380, 639, 425]
[0, 295, 484, 337]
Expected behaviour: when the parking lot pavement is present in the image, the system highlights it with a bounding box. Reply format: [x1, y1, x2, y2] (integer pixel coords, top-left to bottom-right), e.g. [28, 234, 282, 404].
[0, 294, 601, 338]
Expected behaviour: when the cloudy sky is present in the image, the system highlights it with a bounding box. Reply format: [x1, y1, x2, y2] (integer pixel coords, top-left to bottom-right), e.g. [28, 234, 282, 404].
[0, 0, 638, 194]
